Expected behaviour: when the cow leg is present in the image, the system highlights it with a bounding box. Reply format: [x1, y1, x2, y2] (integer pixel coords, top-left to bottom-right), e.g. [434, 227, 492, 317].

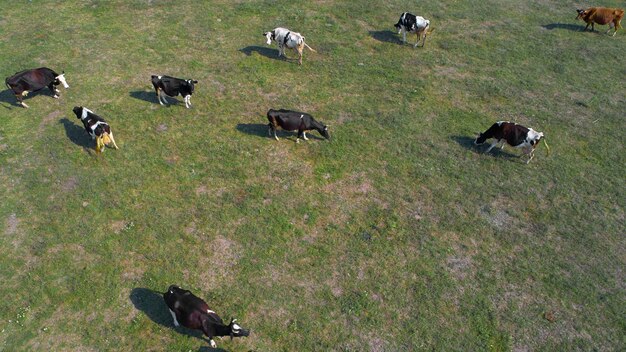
[402, 29, 407, 43]
[302, 131, 308, 141]
[584, 23, 590, 31]
[210, 339, 217, 348]
[414, 32, 419, 47]
[184, 95, 191, 109]
[169, 309, 180, 327]
[268, 124, 279, 140]
[48, 83, 59, 98]
[485, 140, 498, 153]
[297, 47, 303, 65]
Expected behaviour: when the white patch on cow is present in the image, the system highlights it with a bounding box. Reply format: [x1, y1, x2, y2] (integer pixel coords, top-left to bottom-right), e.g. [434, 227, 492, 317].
[169, 309, 180, 327]
[207, 309, 216, 314]
[81, 108, 93, 120]
[496, 121, 506, 126]
[210, 339, 217, 348]
[157, 75, 162, 80]
[56, 74, 69, 89]
[232, 323, 241, 331]
[90, 121, 107, 132]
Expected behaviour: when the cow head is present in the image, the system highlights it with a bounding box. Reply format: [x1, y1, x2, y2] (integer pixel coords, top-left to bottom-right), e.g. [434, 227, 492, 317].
[394, 21, 402, 33]
[186, 80, 198, 93]
[320, 125, 330, 140]
[575, 9, 587, 20]
[228, 318, 250, 340]
[475, 133, 487, 145]
[56, 72, 69, 89]
[72, 106, 91, 120]
[264, 30, 275, 45]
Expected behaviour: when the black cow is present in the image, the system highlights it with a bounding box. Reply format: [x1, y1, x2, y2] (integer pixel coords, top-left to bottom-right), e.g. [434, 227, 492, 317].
[72, 106, 119, 153]
[151, 75, 197, 108]
[163, 285, 250, 349]
[5, 67, 69, 108]
[475, 121, 548, 164]
[267, 109, 330, 143]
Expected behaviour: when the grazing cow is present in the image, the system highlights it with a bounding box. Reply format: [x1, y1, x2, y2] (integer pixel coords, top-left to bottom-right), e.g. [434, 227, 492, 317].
[72, 106, 119, 153]
[394, 12, 431, 47]
[163, 285, 250, 349]
[5, 67, 69, 108]
[264, 27, 316, 65]
[474, 121, 549, 164]
[576, 7, 624, 36]
[267, 109, 330, 143]
[150, 75, 197, 108]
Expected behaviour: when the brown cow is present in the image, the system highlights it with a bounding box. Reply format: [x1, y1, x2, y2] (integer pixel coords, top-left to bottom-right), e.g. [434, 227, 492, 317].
[576, 7, 624, 36]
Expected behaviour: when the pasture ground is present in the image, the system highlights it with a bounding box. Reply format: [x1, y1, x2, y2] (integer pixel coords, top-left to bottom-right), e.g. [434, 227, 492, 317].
[0, 1, 624, 351]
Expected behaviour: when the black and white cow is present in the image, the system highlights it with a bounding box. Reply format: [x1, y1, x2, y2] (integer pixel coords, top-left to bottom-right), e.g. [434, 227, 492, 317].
[475, 121, 548, 164]
[267, 109, 330, 143]
[72, 106, 119, 153]
[163, 285, 250, 349]
[264, 27, 316, 65]
[151, 75, 197, 108]
[394, 12, 431, 47]
[5, 67, 69, 108]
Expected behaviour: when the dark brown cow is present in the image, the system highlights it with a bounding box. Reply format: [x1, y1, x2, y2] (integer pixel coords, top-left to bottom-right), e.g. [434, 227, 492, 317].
[475, 121, 549, 164]
[576, 7, 624, 36]
[5, 67, 69, 108]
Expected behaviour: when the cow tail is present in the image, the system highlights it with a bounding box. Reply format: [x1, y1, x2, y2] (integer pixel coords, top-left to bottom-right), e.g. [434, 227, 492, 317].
[543, 139, 550, 155]
[304, 42, 317, 52]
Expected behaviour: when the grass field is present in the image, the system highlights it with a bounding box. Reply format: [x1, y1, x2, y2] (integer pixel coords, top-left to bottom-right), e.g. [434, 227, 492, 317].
[0, 1, 624, 351]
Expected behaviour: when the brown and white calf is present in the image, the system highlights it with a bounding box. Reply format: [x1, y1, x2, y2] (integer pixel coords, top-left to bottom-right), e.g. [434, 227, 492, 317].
[475, 121, 548, 164]
[264, 27, 316, 65]
[163, 285, 249, 349]
[576, 7, 624, 36]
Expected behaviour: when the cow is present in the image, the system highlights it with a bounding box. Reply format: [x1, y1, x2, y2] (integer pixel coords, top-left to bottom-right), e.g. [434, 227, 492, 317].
[5, 67, 69, 108]
[264, 27, 317, 65]
[394, 12, 431, 47]
[163, 285, 250, 349]
[72, 106, 119, 153]
[474, 121, 549, 164]
[267, 109, 330, 143]
[576, 7, 624, 36]
[151, 75, 197, 108]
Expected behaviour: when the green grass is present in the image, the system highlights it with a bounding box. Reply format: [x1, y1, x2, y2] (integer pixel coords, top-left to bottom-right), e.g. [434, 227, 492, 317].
[0, 0, 624, 351]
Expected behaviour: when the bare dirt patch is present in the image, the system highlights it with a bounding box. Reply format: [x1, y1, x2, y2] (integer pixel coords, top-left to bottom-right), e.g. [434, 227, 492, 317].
[39, 110, 62, 132]
[5, 213, 19, 235]
[61, 176, 79, 192]
[196, 235, 242, 290]
[110, 220, 129, 234]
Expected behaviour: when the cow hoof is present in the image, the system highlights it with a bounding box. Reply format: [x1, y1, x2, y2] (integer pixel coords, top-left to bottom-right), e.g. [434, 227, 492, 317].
[53, 95, 59, 99]
[21, 103, 29, 108]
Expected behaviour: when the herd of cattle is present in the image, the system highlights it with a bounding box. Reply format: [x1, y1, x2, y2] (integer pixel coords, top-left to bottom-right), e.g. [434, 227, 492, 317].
[2, 6, 623, 347]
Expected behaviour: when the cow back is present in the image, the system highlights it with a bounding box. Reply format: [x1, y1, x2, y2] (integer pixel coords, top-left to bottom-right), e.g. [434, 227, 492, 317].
[6, 67, 57, 91]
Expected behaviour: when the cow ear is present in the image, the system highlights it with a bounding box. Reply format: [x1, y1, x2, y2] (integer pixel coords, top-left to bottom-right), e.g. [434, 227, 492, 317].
[193, 80, 198, 84]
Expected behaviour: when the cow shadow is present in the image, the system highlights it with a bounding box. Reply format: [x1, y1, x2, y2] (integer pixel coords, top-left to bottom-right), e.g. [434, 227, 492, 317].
[0, 88, 56, 108]
[129, 90, 158, 104]
[542, 23, 584, 32]
[369, 30, 402, 44]
[59, 118, 93, 149]
[236, 123, 268, 138]
[239, 46, 281, 61]
[130, 288, 212, 343]
[451, 135, 518, 159]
